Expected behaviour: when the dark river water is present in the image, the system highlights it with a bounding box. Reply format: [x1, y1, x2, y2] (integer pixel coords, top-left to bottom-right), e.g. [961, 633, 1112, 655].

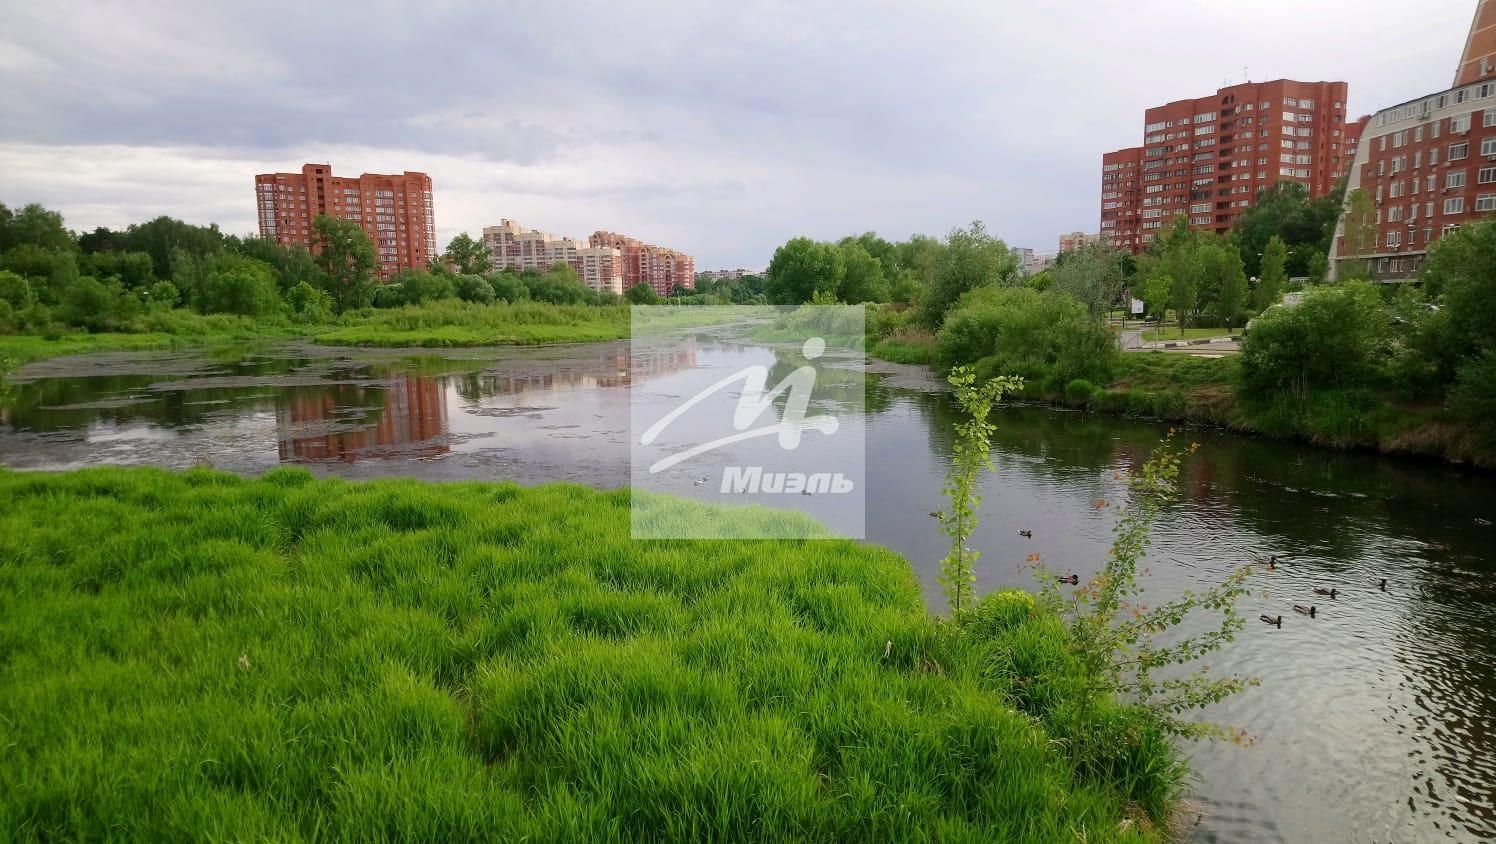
[2, 334, 1494, 843]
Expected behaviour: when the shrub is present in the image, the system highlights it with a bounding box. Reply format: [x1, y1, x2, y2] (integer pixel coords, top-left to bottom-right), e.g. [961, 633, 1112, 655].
[1064, 378, 1099, 407]
[1240, 281, 1390, 401]
[453, 274, 495, 304]
[934, 286, 1116, 392]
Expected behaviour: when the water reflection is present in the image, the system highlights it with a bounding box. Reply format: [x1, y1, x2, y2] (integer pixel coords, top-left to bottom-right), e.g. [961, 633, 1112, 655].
[1, 338, 1494, 841]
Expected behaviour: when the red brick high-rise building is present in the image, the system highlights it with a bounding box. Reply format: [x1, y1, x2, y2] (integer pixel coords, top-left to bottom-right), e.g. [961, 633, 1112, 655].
[589, 231, 695, 296]
[1330, 0, 1496, 281]
[1101, 79, 1352, 253]
[254, 164, 435, 278]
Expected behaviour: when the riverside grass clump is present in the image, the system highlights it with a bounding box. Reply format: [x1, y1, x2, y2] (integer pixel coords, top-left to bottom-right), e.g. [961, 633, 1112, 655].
[0, 467, 1185, 842]
[310, 300, 631, 347]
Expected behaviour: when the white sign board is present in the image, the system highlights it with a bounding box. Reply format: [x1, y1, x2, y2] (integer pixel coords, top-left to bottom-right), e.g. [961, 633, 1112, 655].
[1130, 298, 1145, 315]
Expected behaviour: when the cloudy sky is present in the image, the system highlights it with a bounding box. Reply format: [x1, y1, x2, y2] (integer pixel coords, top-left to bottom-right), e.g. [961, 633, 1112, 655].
[0, 0, 1478, 267]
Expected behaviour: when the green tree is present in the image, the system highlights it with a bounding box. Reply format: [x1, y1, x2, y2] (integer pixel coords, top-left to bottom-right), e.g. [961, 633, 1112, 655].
[0, 202, 75, 254]
[453, 274, 495, 304]
[232, 236, 325, 294]
[1240, 281, 1391, 400]
[836, 241, 889, 304]
[936, 366, 1023, 613]
[442, 232, 491, 275]
[1199, 243, 1248, 329]
[488, 271, 530, 304]
[766, 238, 845, 304]
[625, 282, 662, 304]
[197, 254, 281, 317]
[1139, 273, 1172, 329]
[311, 215, 378, 312]
[285, 281, 334, 323]
[1049, 241, 1127, 317]
[1254, 235, 1288, 312]
[1339, 188, 1378, 280]
[121, 216, 226, 278]
[388, 268, 455, 306]
[1229, 181, 1342, 277]
[922, 221, 1017, 327]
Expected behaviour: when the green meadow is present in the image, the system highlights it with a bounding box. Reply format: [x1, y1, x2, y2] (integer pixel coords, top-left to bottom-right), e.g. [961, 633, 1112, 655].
[0, 466, 1183, 842]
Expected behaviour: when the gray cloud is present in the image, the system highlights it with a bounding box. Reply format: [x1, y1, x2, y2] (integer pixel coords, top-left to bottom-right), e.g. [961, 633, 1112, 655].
[0, 0, 1479, 266]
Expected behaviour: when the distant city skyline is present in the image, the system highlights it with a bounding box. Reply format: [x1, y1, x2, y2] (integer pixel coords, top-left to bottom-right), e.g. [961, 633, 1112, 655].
[0, 0, 1479, 266]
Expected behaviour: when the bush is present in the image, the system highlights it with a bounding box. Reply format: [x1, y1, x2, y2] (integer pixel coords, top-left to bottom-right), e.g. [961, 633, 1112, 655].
[934, 286, 1116, 393]
[1451, 351, 1496, 450]
[1240, 281, 1390, 400]
[453, 274, 495, 304]
[285, 281, 335, 324]
[1064, 378, 1100, 407]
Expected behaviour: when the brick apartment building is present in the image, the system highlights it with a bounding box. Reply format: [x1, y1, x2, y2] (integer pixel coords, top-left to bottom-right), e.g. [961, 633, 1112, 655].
[254, 164, 435, 278]
[481, 219, 624, 295]
[1101, 79, 1352, 254]
[590, 231, 696, 296]
[1330, 0, 1496, 281]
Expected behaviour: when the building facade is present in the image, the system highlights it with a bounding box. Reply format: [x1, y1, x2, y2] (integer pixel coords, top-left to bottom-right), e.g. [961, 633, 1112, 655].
[481, 219, 623, 294]
[1100, 79, 1352, 253]
[1058, 231, 1102, 253]
[590, 231, 695, 296]
[254, 164, 435, 278]
[1330, 0, 1496, 281]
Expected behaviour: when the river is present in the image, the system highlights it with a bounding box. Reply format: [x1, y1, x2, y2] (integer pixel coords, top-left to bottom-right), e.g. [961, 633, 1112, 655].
[2, 333, 1493, 843]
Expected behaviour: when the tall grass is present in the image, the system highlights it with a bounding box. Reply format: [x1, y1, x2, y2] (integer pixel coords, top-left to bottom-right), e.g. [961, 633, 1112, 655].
[313, 301, 630, 347]
[0, 467, 1182, 841]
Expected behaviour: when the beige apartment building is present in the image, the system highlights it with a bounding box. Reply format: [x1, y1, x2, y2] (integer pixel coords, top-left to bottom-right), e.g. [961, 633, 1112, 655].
[481, 219, 624, 295]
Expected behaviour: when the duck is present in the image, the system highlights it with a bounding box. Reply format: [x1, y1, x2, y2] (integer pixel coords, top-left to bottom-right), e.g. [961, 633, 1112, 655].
[1313, 587, 1338, 599]
[800, 489, 811, 496]
[1260, 615, 1282, 628]
[1019, 530, 1033, 538]
[1293, 604, 1317, 617]
[1378, 578, 1388, 591]
[1058, 573, 1079, 585]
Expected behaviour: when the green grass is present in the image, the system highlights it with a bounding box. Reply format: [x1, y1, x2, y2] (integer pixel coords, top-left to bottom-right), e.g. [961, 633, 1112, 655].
[313, 301, 630, 348]
[0, 467, 1182, 841]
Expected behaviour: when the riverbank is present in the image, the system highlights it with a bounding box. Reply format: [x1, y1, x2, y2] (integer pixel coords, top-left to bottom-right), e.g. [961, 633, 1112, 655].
[866, 334, 1491, 469]
[0, 302, 632, 368]
[0, 466, 1182, 840]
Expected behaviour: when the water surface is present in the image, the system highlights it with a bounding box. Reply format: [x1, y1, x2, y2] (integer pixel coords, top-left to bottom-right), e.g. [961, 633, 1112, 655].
[3, 335, 1494, 843]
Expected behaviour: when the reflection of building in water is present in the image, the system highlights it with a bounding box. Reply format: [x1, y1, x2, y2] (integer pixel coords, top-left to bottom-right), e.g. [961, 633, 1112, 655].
[457, 343, 697, 400]
[276, 376, 449, 463]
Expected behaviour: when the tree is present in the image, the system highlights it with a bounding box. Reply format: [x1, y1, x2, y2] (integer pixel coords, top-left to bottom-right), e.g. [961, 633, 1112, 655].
[922, 221, 1017, 327]
[121, 216, 225, 278]
[443, 232, 491, 275]
[766, 238, 844, 304]
[1199, 243, 1248, 329]
[197, 254, 281, 317]
[0, 202, 75, 254]
[311, 215, 378, 312]
[836, 241, 889, 304]
[1230, 180, 1342, 277]
[1048, 241, 1128, 317]
[453, 274, 495, 304]
[1339, 188, 1378, 280]
[1254, 235, 1288, 312]
[232, 236, 324, 294]
[1140, 216, 1199, 330]
[1240, 281, 1391, 400]
[625, 282, 661, 304]
[285, 281, 334, 323]
[1421, 220, 1496, 357]
[1139, 273, 1172, 329]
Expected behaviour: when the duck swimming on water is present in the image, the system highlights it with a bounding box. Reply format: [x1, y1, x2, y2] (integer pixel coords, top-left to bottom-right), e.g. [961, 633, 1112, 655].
[1293, 604, 1317, 617]
[1313, 587, 1338, 599]
[1260, 615, 1282, 628]
[1058, 574, 1079, 585]
[1019, 530, 1033, 538]
[1378, 578, 1388, 591]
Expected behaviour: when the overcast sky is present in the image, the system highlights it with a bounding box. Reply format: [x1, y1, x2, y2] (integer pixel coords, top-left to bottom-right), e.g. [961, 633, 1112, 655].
[0, 0, 1478, 267]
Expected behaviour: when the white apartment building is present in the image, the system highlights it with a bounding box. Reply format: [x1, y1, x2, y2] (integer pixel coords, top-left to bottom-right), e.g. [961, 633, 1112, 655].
[481, 219, 624, 295]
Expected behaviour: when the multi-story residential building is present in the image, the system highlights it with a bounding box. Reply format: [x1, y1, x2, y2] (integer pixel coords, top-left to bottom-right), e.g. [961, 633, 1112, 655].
[1330, 0, 1496, 281]
[697, 268, 762, 283]
[482, 219, 624, 294]
[1058, 231, 1103, 253]
[254, 164, 434, 278]
[1343, 116, 1371, 179]
[1100, 148, 1143, 252]
[1101, 79, 1352, 253]
[590, 231, 695, 296]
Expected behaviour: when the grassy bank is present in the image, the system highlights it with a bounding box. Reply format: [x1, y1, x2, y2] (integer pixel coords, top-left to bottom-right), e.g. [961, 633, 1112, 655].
[0, 301, 632, 367]
[0, 467, 1182, 841]
[866, 334, 1488, 467]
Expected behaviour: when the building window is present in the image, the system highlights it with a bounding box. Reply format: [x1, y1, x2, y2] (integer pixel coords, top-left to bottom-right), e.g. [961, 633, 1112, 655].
[1479, 166, 1496, 184]
[1452, 114, 1472, 132]
[1448, 170, 1468, 189]
[1477, 194, 1496, 212]
[1450, 142, 1469, 160]
[1444, 197, 1466, 215]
